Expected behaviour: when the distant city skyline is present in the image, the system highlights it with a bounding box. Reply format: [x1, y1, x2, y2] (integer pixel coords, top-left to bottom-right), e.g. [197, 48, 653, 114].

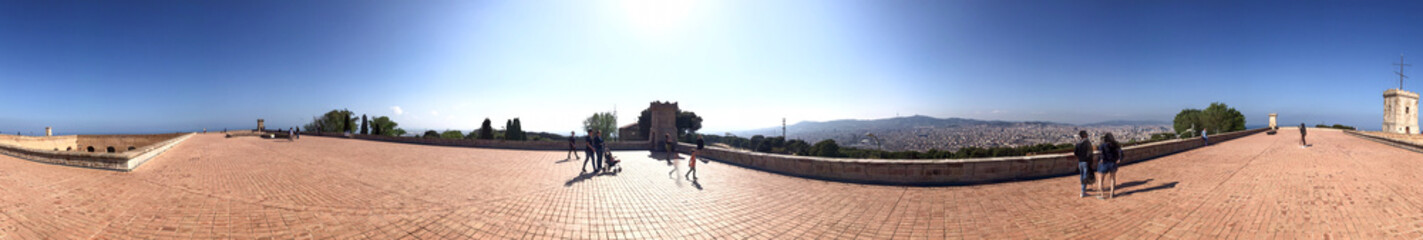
[3, 1, 1422, 135]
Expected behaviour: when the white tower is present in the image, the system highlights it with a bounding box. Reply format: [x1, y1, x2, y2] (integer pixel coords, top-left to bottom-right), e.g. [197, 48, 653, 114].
[1383, 89, 1419, 134]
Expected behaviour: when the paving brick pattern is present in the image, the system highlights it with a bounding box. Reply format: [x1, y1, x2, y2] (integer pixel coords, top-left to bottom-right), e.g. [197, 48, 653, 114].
[0, 129, 1421, 239]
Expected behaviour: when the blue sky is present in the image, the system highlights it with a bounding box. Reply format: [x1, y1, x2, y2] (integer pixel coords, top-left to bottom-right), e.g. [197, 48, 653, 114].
[2, 0, 1421, 135]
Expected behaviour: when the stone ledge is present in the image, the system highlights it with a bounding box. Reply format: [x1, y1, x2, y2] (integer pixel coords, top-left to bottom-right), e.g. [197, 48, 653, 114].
[677, 128, 1269, 186]
[0, 133, 195, 171]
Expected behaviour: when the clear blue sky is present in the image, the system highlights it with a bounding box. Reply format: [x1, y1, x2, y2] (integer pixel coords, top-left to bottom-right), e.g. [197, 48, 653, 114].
[2, 0, 1421, 135]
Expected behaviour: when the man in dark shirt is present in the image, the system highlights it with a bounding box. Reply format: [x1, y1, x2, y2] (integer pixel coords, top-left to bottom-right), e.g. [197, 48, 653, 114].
[1300, 123, 1308, 147]
[593, 130, 606, 172]
[582, 132, 594, 172]
[1073, 130, 1094, 198]
[567, 131, 580, 160]
[665, 133, 676, 160]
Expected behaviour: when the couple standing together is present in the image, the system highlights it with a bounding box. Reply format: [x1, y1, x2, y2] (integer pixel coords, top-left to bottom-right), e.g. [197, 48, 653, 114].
[1074, 130, 1123, 199]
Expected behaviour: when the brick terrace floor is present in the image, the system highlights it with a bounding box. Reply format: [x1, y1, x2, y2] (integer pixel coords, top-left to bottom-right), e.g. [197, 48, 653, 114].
[1, 128, 1422, 239]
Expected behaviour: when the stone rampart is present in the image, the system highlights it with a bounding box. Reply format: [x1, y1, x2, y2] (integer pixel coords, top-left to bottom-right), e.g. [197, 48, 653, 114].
[0, 133, 194, 171]
[676, 128, 1269, 185]
[300, 132, 653, 151]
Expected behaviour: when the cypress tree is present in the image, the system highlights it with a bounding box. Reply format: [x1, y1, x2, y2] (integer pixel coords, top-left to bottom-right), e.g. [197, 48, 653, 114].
[360, 115, 369, 135]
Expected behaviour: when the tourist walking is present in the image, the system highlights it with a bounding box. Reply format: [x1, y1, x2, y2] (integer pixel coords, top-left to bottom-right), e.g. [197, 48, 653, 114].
[567, 131, 580, 160]
[1073, 131, 1094, 198]
[1096, 133, 1123, 199]
[1300, 123, 1308, 147]
[685, 135, 704, 180]
[583, 132, 595, 172]
[289, 127, 295, 141]
[664, 133, 677, 160]
[593, 130, 606, 172]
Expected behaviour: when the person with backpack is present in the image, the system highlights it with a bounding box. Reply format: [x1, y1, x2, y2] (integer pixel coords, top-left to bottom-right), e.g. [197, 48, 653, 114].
[1073, 130, 1095, 198]
[1097, 133, 1124, 200]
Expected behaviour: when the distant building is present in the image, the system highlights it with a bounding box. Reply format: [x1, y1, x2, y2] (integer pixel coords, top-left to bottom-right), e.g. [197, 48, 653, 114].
[1382, 89, 1418, 134]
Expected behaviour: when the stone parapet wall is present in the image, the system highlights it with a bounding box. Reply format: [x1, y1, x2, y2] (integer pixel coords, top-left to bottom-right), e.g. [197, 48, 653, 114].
[0, 133, 194, 171]
[676, 128, 1269, 185]
[76, 133, 187, 153]
[1345, 129, 1423, 153]
[301, 132, 653, 151]
[0, 134, 78, 151]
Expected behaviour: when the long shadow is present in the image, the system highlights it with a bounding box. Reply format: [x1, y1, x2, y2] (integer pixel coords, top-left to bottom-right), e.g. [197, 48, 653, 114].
[1116, 181, 1179, 197]
[1115, 179, 1153, 189]
[563, 170, 620, 187]
[691, 179, 703, 190]
[554, 157, 572, 164]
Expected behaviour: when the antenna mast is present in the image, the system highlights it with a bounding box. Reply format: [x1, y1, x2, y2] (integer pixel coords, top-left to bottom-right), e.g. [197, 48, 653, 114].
[1396, 54, 1412, 90]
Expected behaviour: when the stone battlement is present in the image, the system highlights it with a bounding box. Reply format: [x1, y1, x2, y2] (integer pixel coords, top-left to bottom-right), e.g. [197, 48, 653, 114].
[1384, 88, 1420, 99]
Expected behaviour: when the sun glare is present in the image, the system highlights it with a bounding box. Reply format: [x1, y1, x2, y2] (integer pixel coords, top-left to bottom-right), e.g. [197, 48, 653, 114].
[618, 0, 698, 39]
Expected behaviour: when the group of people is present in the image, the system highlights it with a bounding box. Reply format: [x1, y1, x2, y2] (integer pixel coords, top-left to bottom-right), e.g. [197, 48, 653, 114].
[287, 127, 300, 141]
[1074, 130, 1123, 199]
[569, 130, 616, 173]
[565, 131, 706, 180]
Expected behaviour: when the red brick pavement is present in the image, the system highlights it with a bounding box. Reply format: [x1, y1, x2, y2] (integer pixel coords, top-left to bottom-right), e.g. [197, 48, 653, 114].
[0, 128, 1421, 239]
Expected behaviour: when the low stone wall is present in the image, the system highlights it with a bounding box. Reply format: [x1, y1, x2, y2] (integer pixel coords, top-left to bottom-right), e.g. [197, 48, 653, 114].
[0, 134, 77, 151]
[1345, 129, 1423, 153]
[299, 132, 653, 151]
[76, 133, 187, 153]
[0, 133, 194, 171]
[676, 128, 1269, 185]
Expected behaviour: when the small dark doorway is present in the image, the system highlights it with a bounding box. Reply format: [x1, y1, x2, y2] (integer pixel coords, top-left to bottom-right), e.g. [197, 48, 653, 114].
[106, 147, 115, 153]
[128, 146, 136, 151]
[86, 146, 94, 152]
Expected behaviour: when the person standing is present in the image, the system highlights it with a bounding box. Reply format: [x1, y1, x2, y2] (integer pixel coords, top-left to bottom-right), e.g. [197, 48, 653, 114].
[1073, 130, 1094, 198]
[593, 130, 606, 172]
[664, 133, 677, 160]
[567, 131, 580, 160]
[289, 127, 295, 141]
[1300, 123, 1308, 146]
[1096, 133, 1123, 199]
[582, 132, 595, 172]
[686, 135, 705, 180]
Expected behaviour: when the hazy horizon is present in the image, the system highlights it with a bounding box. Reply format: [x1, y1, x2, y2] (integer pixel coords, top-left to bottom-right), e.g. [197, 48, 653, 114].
[3, 1, 1420, 135]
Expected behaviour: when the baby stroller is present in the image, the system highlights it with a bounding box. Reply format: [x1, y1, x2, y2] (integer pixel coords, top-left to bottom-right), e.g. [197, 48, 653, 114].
[602, 146, 622, 172]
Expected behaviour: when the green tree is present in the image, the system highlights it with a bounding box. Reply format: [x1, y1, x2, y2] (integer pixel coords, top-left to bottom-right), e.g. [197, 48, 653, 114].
[1201, 102, 1245, 134]
[423, 130, 440, 138]
[676, 111, 703, 135]
[750, 135, 766, 152]
[304, 109, 357, 133]
[583, 112, 617, 139]
[809, 139, 842, 157]
[477, 118, 494, 139]
[440, 130, 464, 139]
[343, 110, 354, 133]
[360, 115, 369, 135]
[511, 118, 525, 140]
[1173, 109, 1203, 136]
[784, 139, 811, 155]
[370, 116, 402, 137]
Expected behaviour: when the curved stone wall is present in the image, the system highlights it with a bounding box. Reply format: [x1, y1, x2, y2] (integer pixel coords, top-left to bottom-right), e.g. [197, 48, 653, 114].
[675, 128, 1269, 185]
